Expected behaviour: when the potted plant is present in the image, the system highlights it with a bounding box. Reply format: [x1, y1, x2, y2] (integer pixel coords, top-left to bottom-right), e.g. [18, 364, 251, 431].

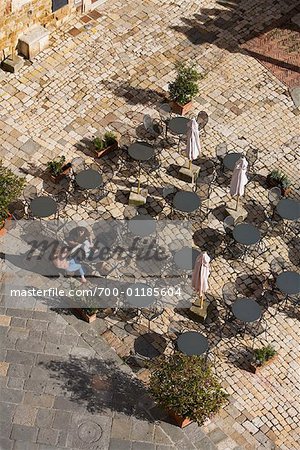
[266, 169, 291, 196]
[0, 161, 26, 236]
[149, 352, 228, 428]
[47, 156, 71, 184]
[249, 345, 277, 374]
[72, 289, 99, 323]
[168, 62, 202, 115]
[93, 131, 118, 158]
[76, 307, 99, 323]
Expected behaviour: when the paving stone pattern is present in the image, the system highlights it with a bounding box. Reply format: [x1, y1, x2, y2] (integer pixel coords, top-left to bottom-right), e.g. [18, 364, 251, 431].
[0, 0, 300, 449]
[0, 304, 223, 450]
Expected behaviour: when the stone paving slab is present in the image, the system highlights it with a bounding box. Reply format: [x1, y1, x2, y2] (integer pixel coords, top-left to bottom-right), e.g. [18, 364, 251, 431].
[0, 0, 300, 449]
[0, 303, 224, 450]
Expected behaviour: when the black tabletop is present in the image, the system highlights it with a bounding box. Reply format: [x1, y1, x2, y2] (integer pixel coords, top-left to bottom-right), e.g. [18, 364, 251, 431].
[128, 142, 155, 161]
[232, 298, 261, 323]
[173, 191, 200, 213]
[30, 197, 57, 218]
[76, 169, 103, 189]
[223, 152, 243, 170]
[276, 271, 300, 295]
[276, 198, 300, 221]
[233, 223, 261, 246]
[177, 331, 209, 356]
[125, 282, 155, 307]
[128, 215, 156, 237]
[168, 116, 190, 135]
[174, 247, 200, 270]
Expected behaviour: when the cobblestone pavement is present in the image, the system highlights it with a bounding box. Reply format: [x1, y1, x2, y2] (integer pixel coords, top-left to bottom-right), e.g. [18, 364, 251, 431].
[242, 5, 300, 89]
[0, 0, 300, 449]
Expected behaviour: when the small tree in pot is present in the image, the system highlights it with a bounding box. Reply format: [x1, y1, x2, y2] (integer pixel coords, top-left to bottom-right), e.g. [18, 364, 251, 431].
[0, 161, 26, 236]
[149, 352, 228, 428]
[168, 62, 202, 115]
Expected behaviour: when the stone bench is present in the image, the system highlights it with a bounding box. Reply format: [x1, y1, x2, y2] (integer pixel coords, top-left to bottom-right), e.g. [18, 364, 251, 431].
[18, 25, 49, 60]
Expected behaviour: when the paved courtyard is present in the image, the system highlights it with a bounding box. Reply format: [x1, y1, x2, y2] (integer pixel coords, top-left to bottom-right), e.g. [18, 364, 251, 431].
[0, 0, 300, 449]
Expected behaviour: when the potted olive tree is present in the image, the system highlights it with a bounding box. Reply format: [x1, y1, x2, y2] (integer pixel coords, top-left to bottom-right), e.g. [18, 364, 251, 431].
[47, 156, 71, 184]
[93, 131, 118, 158]
[249, 345, 277, 374]
[149, 352, 228, 428]
[0, 161, 26, 236]
[266, 169, 291, 196]
[168, 62, 202, 115]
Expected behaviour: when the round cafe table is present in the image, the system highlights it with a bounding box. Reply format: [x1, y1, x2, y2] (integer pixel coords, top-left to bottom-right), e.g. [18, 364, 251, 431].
[75, 169, 103, 190]
[276, 199, 300, 221]
[128, 215, 156, 238]
[223, 152, 243, 171]
[233, 223, 261, 246]
[168, 116, 190, 136]
[128, 142, 155, 162]
[173, 247, 200, 271]
[177, 331, 209, 356]
[125, 282, 155, 308]
[276, 271, 300, 296]
[173, 191, 201, 214]
[128, 142, 155, 193]
[232, 298, 261, 323]
[30, 197, 57, 218]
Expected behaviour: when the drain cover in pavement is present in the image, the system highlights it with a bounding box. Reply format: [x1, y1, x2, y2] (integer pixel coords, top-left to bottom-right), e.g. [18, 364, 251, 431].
[78, 421, 102, 443]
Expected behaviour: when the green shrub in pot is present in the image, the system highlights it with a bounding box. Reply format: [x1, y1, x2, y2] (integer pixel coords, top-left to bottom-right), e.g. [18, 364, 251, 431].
[149, 352, 228, 426]
[47, 156, 67, 177]
[0, 161, 26, 226]
[168, 62, 202, 106]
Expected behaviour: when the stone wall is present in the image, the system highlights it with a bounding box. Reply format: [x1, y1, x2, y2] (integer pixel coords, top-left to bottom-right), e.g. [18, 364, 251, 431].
[0, 0, 76, 61]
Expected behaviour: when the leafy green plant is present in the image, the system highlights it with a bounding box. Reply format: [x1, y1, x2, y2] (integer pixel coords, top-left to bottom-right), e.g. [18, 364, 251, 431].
[94, 137, 105, 151]
[268, 169, 291, 189]
[94, 132, 117, 151]
[82, 308, 99, 316]
[104, 131, 117, 147]
[280, 175, 291, 189]
[47, 156, 66, 176]
[149, 352, 228, 425]
[269, 169, 282, 181]
[254, 345, 277, 366]
[168, 62, 202, 105]
[0, 161, 26, 225]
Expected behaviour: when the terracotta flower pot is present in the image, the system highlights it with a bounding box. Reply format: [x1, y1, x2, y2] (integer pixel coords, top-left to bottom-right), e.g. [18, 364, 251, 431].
[73, 308, 97, 323]
[168, 410, 193, 428]
[0, 213, 12, 237]
[171, 101, 192, 116]
[281, 187, 291, 197]
[249, 354, 278, 374]
[49, 162, 72, 184]
[95, 141, 118, 158]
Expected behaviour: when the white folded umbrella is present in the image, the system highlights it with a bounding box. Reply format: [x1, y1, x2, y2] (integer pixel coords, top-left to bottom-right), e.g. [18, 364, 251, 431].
[185, 118, 201, 162]
[192, 251, 210, 308]
[230, 156, 248, 209]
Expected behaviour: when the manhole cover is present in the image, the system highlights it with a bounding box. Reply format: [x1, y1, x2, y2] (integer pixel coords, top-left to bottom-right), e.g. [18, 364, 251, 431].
[78, 421, 102, 443]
